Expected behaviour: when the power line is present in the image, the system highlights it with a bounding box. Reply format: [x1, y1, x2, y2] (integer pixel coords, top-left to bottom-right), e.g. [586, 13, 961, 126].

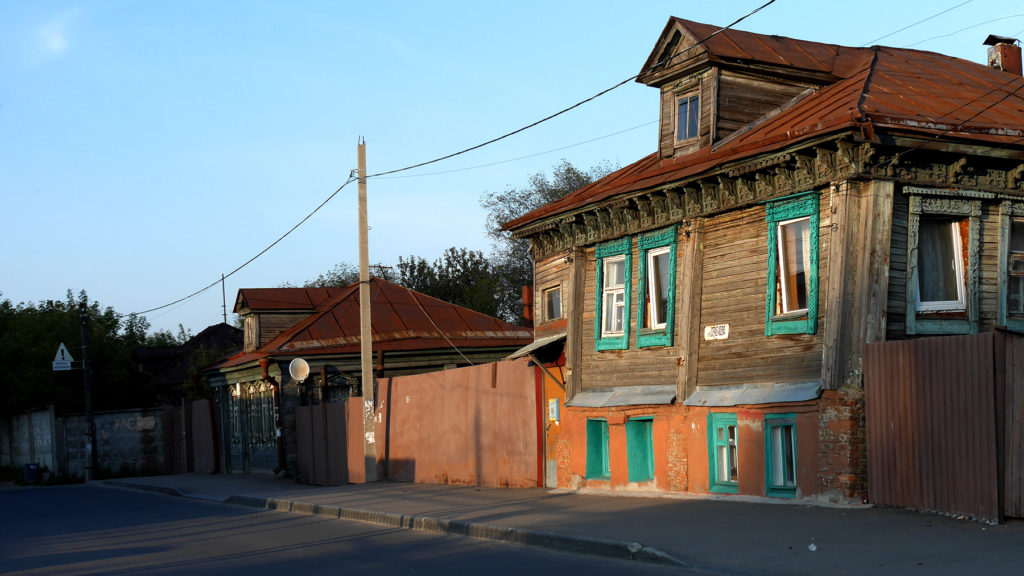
[861, 0, 974, 46]
[903, 12, 1024, 48]
[366, 0, 778, 179]
[131, 176, 357, 316]
[377, 120, 656, 179]
[131, 2, 782, 320]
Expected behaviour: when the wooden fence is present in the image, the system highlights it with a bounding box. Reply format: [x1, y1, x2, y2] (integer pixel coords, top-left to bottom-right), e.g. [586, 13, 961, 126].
[864, 331, 1024, 522]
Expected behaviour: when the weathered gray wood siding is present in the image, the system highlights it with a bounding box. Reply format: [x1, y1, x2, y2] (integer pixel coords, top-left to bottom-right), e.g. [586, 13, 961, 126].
[696, 197, 831, 387]
[579, 232, 686, 390]
[258, 313, 307, 347]
[534, 253, 572, 338]
[886, 191, 910, 339]
[659, 70, 714, 159]
[980, 202, 1001, 327]
[714, 70, 810, 141]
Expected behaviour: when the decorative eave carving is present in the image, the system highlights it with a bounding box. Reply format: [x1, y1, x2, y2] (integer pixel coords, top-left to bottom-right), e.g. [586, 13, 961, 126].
[520, 135, 1024, 260]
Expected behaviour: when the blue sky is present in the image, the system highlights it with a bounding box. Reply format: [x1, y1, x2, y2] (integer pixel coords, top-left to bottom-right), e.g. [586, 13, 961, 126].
[3, 0, 1024, 336]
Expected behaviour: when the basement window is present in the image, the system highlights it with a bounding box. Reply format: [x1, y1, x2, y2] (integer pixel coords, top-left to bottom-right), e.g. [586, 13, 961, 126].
[764, 414, 797, 498]
[708, 413, 738, 494]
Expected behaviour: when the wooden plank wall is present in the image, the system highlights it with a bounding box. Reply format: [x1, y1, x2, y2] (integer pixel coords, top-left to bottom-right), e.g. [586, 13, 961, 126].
[715, 71, 810, 140]
[579, 232, 685, 390]
[864, 334, 1000, 522]
[696, 199, 829, 387]
[658, 71, 713, 159]
[534, 254, 571, 337]
[980, 203, 1002, 327]
[258, 313, 306, 347]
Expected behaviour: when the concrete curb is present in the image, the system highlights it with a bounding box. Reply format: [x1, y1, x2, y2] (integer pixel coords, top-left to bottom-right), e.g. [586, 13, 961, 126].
[224, 495, 693, 568]
[103, 479, 184, 498]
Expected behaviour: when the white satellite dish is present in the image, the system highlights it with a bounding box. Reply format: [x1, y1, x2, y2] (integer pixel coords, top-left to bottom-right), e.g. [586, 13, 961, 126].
[288, 358, 310, 383]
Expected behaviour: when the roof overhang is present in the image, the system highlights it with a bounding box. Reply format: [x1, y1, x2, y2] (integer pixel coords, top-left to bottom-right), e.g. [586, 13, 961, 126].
[506, 332, 567, 361]
[684, 381, 821, 407]
[567, 385, 676, 408]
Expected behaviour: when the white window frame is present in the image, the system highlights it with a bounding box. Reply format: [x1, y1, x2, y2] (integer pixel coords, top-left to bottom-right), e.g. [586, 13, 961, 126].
[915, 218, 967, 312]
[775, 216, 812, 316]
[601, 255, 626, 337]
[542, 285, 563, 322]
[646, 246, 671, 330]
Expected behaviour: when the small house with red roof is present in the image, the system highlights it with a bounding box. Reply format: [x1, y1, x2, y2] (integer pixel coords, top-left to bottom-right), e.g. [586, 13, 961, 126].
[205, 278, 532, 475]
[504, 18, 1024, 503]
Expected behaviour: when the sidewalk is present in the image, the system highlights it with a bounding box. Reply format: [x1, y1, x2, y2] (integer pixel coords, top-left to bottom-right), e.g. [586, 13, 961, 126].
[104, 474, 1024, 576]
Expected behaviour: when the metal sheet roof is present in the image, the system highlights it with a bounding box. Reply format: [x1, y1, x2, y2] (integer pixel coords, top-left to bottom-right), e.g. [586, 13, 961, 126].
[566, 385, 677, 407]
[217, 278, 533, 369]
[683, 381, 822, 407]
[504, 20, 1024, 233]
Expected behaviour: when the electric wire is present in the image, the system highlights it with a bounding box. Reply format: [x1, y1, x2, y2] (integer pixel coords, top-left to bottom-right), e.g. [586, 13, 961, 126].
[131, 176, 357, 316]
[365, 0, 778, 179]
[861, 0, 974, 46]
[903, 12, 1024, 48]
[130, 1, 781, 320]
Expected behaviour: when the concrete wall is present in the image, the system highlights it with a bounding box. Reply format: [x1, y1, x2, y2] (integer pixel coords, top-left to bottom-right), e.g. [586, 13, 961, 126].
[1, 407, 56, 471]
[61, 408, 174, 478]
[376, 358, 538, 488]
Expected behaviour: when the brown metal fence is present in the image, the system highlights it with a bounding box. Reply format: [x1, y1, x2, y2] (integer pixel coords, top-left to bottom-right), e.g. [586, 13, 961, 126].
[864, 331, 1024, 522]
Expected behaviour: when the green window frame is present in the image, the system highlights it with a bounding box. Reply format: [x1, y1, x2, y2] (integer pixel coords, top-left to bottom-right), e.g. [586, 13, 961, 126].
[764, 413, 797, 498]
[626, 416, 654, 483]
[765, 191, 819, 336]
[707, 413, 738, 494]
[637, 227, 677, 348]
[595, 237, 632, 350]
[586, 418, 610, 480]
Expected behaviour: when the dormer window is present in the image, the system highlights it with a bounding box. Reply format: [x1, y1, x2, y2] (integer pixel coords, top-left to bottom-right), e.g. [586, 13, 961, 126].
[676, 92, 699, 141]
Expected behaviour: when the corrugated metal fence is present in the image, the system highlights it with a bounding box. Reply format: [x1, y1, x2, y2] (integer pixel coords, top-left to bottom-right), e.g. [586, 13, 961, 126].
[864, 331, 1024, 522]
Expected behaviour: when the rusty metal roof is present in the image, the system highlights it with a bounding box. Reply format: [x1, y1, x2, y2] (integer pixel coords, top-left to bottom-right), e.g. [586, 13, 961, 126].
[234, 287, 346, 314]
[218, 278, 533, 369]
[505, 20, 1024, 233]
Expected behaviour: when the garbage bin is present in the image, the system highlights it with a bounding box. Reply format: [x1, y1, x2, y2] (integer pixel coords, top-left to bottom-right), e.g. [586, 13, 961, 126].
[23, 463, 39, 484]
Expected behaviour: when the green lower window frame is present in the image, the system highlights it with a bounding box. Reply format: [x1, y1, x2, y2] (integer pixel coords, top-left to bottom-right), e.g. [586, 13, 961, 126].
[707, 413, 738, 494]
[764, 192, 819, 336]
[637, 227, 677, 348]
[626, 416, 654, 483]
[586, 418, 610, 480]
[595, 238, 632, 351]
[764, 413, 797, 498]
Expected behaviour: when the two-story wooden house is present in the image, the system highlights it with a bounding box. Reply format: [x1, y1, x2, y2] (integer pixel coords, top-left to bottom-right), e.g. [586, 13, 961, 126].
[504, 18, 1024, 502]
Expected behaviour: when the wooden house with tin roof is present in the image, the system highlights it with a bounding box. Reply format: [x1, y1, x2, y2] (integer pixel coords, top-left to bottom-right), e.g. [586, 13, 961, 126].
[205, 278, 532, 474]
[505, 17, 1024, 502]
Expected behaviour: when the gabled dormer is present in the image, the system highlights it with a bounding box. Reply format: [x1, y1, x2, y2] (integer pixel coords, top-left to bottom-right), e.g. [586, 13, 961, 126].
[234, 287, 343, 352]
[637, 18, 860, 159]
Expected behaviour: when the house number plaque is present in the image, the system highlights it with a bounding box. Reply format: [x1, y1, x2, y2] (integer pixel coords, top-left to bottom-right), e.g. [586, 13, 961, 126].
[704, 324, 730, 341]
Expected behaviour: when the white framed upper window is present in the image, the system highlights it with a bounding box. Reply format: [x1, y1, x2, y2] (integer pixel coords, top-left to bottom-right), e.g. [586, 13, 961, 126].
[775, 216, 812, 316]
[675, 92, 699, 142]
[542, 285, 562, 322]
[601, 255, 626, 336]
[916, 217, 967, 312]
[645, 246, 671, 330]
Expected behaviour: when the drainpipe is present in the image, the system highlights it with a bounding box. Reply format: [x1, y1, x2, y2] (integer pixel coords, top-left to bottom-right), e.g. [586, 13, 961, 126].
[259, 358, 287, 475]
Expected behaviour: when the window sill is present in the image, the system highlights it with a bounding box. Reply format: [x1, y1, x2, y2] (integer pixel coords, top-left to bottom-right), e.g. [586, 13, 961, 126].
[765, 316, 815, 336]
[766, 486, 797, 499]
[710, 484, 738, 495]
[638, 329, 672, 348]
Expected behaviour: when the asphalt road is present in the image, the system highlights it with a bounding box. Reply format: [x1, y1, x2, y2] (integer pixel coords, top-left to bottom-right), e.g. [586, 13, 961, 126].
[0, 484, 705, 575]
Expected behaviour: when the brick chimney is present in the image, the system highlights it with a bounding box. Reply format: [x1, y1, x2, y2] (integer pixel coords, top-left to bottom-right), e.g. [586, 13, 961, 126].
[984, 34, 1022, 75]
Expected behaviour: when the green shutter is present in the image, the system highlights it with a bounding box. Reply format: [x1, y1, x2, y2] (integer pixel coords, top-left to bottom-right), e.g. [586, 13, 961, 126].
[586, 419, 610, 479]
[626, 417, 654, 483]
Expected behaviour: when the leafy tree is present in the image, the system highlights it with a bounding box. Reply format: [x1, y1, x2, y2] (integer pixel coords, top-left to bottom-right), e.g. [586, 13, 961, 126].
[480, 159, 617, 324]
[397, 247, 500, 318]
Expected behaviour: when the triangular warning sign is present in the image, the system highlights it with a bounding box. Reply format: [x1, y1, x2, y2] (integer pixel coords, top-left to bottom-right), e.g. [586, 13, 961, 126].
[54, 342, 74, 363]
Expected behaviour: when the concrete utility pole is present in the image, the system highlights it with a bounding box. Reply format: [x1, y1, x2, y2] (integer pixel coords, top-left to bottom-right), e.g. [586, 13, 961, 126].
[358, 138, 378, 482]
[79, 302, 97, 481]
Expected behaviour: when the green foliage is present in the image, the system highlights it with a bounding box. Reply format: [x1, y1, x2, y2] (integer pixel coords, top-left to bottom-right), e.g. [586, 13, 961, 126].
[0, 290, 161, 418]
[480, 159, 617, 324]
[397, 247, 501, 318]
[304, 262, 360, 288]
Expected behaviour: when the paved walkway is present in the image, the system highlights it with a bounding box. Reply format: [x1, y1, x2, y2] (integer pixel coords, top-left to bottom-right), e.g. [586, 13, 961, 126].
[103, 474, 1024, 576]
